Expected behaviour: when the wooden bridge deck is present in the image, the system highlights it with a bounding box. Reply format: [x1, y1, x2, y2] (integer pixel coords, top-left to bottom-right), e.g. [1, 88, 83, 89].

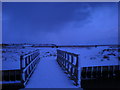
[25, 56, 79, 88]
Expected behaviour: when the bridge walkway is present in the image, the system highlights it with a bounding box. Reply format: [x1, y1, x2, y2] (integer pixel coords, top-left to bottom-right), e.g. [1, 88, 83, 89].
[25, 56, 78, 88]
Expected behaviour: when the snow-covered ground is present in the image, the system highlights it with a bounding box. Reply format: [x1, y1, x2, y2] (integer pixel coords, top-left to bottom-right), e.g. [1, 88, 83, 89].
[58, 46, 119, 67]
[2, 46, 119, 70]
[1, 46, 119, 88]
[39, 48, 57, 58]
[2, 47, 57, 70]
[2, 47, 37, 70]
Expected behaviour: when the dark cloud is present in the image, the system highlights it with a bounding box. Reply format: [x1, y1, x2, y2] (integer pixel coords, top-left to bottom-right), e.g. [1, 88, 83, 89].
[2, 2, 118, 45]
[3, 2, 93, 33]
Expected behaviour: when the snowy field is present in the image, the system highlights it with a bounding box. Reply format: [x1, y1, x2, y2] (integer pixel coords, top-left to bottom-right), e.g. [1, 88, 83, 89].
[2, 47, 37, 70]
[2, 46, 119, 70]
[1, 46, 119, 88]
[39, 48, 57, 58]
[2, 47, 57, 70]
[58, 46, 119, 67]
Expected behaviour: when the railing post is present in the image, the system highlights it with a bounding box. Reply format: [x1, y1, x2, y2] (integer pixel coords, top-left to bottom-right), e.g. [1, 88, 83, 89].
[20, 55, 25, 88]
[64, 53, 67, 70]
[75, 55, 79, 86]
[70, 55, 74, 79]
[67, 54, 70, 73]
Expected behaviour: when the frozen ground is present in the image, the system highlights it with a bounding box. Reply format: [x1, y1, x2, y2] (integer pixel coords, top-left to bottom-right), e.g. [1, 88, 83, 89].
[2, 46, 119, 70]
[1, 46, 119, 88]
[58, 46, 119, 67]
[2, 47, 36, 70]
[2, 47, 57, 70]
[39, 48, 57, 58]
[25, 56, 79, 88]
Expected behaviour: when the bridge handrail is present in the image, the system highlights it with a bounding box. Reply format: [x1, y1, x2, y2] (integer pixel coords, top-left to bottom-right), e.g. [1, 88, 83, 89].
[0, 69, 21, 82]
[81, 65, 120, 80]
[20, 49, 40, 86]
[57, 49, 80, 86]
[1, 49, 40, 88]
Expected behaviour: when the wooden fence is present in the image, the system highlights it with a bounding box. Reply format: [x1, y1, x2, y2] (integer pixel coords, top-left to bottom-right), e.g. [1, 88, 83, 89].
[56, 49, 79, 86]
[57, 49, 120, 88]
[81, 65, 120, 88]
[1, 69, 21, 82]
[1, 49, 40, 89]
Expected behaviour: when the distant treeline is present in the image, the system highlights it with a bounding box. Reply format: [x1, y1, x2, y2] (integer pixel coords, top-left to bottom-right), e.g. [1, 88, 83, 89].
[1, 44, 120, 48]
[0, 44, 9, 46]
[33, 45, 120, 48]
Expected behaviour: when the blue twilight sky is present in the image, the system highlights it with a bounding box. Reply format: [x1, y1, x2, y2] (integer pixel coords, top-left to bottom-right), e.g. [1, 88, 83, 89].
[2, 2, 118, 45]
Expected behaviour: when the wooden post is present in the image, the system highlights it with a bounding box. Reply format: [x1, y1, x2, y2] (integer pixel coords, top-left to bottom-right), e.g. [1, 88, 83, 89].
[20, 55, 25, 88]
[70, 55, 74, 79]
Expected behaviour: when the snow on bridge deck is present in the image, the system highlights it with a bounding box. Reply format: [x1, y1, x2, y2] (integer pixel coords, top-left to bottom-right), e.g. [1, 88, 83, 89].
[25, 56, 79, 88]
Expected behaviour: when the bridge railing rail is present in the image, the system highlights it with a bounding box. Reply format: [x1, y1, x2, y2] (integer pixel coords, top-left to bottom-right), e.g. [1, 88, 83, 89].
[20, 49, 40, 86]
[81, 65, 120, 88]
[57, 49, 80, 86]
[1, 69, 21, 82]
[1, 49, 40, 88]
[81, 65, 120, 80]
